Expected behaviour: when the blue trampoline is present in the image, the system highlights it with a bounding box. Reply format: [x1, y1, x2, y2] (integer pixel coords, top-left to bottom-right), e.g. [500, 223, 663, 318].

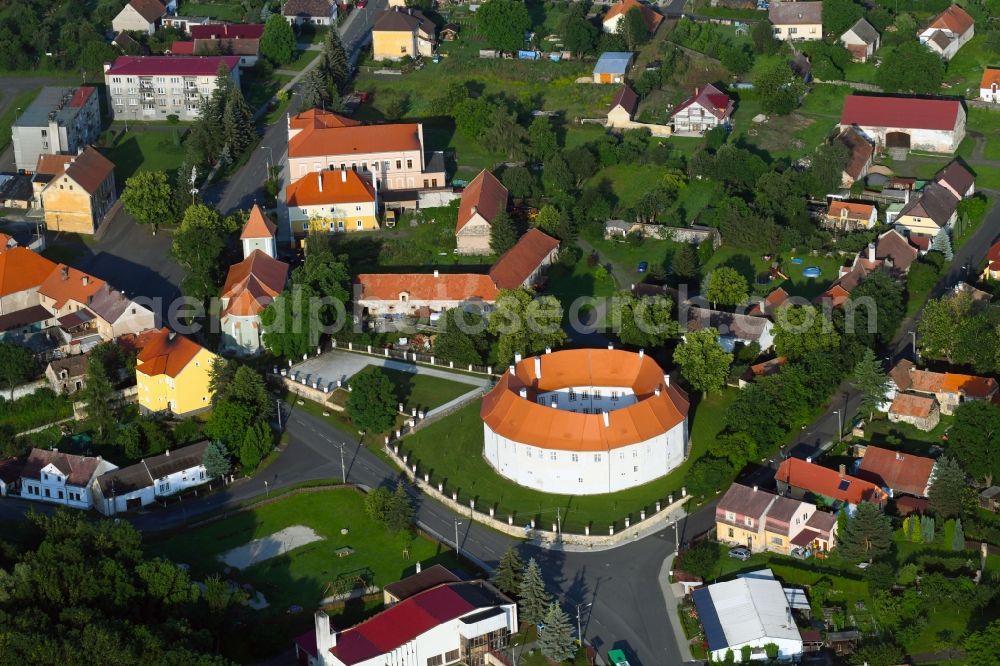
[803, 266, 822, 278]
[790, 257, 804, 265]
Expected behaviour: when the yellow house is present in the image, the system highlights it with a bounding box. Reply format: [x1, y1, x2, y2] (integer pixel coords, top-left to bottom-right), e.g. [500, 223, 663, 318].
[371, 8, 435, 61]
[715, 483, 775, 552]
[769, 1, 823, 41]
[894, 181, 958, 239]
[286, 168, 379, 236]
[135, 327, 217, 416]
[35, 147, 117, 235]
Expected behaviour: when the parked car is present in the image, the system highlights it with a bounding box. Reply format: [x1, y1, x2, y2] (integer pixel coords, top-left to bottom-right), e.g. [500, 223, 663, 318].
[608, 649, 631, 666]
[637, 261, 648, 273]
[728, 546, 751, 561]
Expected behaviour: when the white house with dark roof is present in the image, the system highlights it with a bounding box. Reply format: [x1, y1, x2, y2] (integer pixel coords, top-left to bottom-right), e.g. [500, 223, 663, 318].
[670, 84, 734, 134]
[768, 1, 822, 41]
[112, 0, 167, 35]
[20, 448, 117, 510]
[282, 0, 338, 26]
[91, 441, 211, 515]
[919, 4, 974, 61]
[840, 18, 880, 62]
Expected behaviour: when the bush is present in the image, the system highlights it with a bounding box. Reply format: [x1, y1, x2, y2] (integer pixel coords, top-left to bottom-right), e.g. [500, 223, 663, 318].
[166, 114, 179, 124]
[0, 389, 72, 434]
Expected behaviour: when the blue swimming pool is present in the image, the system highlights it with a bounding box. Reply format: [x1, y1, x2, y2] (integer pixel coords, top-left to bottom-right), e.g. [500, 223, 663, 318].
[803, 267, 822, 278]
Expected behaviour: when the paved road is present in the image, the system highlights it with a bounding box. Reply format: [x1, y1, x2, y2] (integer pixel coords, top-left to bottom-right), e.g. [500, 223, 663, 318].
[112, 403, 713, 665]
[202, 0, 387, 217]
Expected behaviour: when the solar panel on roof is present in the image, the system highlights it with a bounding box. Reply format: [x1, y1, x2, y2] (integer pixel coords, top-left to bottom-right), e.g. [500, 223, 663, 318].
[838, 479, 851, 491]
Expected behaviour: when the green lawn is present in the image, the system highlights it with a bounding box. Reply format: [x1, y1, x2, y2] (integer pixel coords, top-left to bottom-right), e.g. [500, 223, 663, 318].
[147, 489, 459, 658]
[700, 247, 842, 301]
[288, 364, 477, 442]
[863, 413, 952, 455]
[148, 489, 459, 601]
[394, 389, 739, 534]
[944, 34, 995, 97]
[100, 129, 188, 180]
[0, 88, 41, 152]
[545, 251, 616, 316]
[284, 48, 321, 72]
[581, 225, 684, 277]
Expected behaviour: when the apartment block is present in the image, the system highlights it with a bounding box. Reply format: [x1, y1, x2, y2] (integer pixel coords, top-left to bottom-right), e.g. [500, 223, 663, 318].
[12, 87, 101, 172]
[103, 56, 241, 121]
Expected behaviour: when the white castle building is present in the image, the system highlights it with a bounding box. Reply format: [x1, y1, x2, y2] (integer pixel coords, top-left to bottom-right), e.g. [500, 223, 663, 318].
[481, 348, 690, 495]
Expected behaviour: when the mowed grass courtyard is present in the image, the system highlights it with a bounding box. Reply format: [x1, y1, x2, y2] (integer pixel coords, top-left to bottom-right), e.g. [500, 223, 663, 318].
[394, 390, 739, 534]
[148, 488, 459, 617]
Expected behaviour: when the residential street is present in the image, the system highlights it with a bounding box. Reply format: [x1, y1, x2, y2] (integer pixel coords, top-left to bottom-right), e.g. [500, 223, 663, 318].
[202, 0, 387, 218]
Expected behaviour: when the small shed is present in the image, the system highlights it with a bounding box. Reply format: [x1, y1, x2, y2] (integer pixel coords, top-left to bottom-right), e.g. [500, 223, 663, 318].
[593, 52, 634, 84]
[440, 23, 459, 41]
[980, 486, 1000, 513]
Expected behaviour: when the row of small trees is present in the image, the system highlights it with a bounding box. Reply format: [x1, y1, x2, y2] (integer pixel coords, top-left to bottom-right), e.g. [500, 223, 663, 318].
[492, 548, 578, 662]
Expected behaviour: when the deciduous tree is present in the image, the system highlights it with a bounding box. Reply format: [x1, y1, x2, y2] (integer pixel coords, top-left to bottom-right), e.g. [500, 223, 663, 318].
[121, 170, 175, 230]
[673, 328, 733, 395]
[609, 291, 676, 348]
[477, 0, 531, 52]
[488, 288, 567, 365]
[705, 267, 749, 307]
[774, 305, 841, 360]
[752, 56, 804, 115]
[822, 0, 863, 36]
[876, 40, 944, 93]
[260, 13, 296, 65]
[948, 401, 1000, 485]
[346, 368, 397, 433]
[528, 116, 558, 161]
[172, 203, 236, 301]
[0, 342, 33, 400]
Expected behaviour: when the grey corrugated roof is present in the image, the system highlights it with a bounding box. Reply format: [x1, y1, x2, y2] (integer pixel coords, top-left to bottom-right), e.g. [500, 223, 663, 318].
[594, 52, 633, 74]
[14, 87, 90, 128]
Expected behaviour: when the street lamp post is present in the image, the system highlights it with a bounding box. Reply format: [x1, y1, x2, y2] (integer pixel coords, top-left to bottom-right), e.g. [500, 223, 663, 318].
[276, 398, 282, 429]
[833, 409, 842, 442]
[264, 480, 269, 496]
[454, 519, 462, 560]
[674, 519, 680, 556]
[336, 441, 347, 483]
[260, 145, 273, 173]
[575, 602, 592, 646]
[910, 331, 917, 359]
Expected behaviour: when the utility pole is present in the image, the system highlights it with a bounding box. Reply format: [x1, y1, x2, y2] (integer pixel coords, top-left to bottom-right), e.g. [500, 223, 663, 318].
[833, 409, 843, 442]
[338, 442, 346, 482]
[556, 507, 561, 538]
[276, 398, 282, 429]
[454, 519, 462, 560]
[576, 602, 591, 646]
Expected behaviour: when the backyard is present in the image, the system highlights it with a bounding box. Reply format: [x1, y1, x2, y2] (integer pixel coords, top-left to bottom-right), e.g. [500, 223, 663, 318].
[147, 488, 460, 658]
[392, 389, 739, 534]
[100, 128, 188, 180]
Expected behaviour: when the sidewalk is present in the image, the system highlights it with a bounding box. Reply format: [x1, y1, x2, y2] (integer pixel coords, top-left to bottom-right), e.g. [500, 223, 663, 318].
[660, 554, 695, 663]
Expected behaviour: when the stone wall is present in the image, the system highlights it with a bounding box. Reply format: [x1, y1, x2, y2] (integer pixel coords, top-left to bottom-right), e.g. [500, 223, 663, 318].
[384, 443, 691, 546]
[604, 221, 722, 248]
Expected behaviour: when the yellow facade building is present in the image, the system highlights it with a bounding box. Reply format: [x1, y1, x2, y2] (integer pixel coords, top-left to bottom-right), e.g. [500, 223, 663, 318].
[135, 327, 217, 416]
[371, 8, 435, 61]
[35, 147, 117, 235]
[286, 168, 379, 236]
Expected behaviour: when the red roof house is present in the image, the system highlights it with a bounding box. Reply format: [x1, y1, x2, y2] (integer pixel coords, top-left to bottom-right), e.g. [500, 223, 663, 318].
[839, 95, 966, 153]
[856, 446, 936, 498]
[776, 457, 887, 507]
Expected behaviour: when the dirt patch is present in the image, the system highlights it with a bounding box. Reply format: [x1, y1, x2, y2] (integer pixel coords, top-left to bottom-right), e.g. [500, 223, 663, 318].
[745, 113, 814, 154]
[217, 525, 324, 570]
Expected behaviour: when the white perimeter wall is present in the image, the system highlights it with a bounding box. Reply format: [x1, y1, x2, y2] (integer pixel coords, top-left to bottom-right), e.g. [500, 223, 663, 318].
[483, 420, 687, 495]
[710, 637, 803, 662]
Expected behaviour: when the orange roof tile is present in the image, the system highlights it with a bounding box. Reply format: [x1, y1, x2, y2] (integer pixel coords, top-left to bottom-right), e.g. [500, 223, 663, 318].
[288, 122, 422, 159]
[984, 68, 1000, 89]
[38, 264, 106, 309]
[488, 229, 559, 290]
[890, 393, 936, 418]
[35, 154, 73, 177]
[357, 272, 499, 302]
[927, 4, 974, 35]
[828, 201, 875, 220]
[857, 445, 936, 497]
[480, 349, 688, 452]
[221, 250, 289, 317]
[456, 170, 508, 234]
[909, 369, 998, 399]
[289, 108, 361, 131]
[286, 169, 376, 207]
[776, 457, 886, 505]
[604, 0, 664, 33]
[240, 204, 278, 240]
[135, 327, 206, 378]
[0, 247, 56, 297]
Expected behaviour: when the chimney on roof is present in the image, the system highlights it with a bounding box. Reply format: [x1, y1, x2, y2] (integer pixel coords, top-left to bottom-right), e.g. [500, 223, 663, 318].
[806, 456, 812, 463]
[165, 449, 170, 456]
[551, 399, 558, 409]
[318, 171, 324, 193]
[82, 275, 89, 286]
[545, 346, 551, 354]
[509, 364, 515, 374]
[470, 205, 478, 217]
[61, 266, 69, 280]
[416, 561, 421, 573]
[168, 330, 176, 341]
[534, 355, 541, 378]
[514, 352, 522, 364]
[341, 168, 347, 183]
[433, 269, 439, 278]
[655, 386, 660, 396]
[315, 610, 336, 653]
[753, 485, 758, 492]
[602, 410, 609, 427]
[896, 450, 903, 461]
[839, 464, 846, 478]
[664, 373, 670, 387]
[519, 387, 528, 399]
[607, 343, 614, 350]
[639, 348, 644, 358]
[868, 242, 876, 263]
